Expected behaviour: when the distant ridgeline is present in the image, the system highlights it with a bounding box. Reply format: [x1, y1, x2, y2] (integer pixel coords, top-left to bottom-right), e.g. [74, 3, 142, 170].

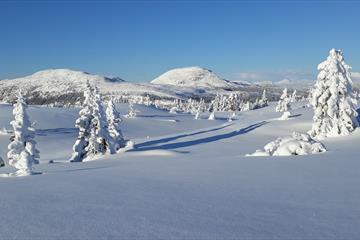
[0, 68, 309, 108]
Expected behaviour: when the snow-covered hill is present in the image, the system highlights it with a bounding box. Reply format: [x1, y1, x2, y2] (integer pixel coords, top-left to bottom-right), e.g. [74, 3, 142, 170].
[0, 68, 294, 105]
[0, 69, 187, 104]
[151, 66, 235, 88]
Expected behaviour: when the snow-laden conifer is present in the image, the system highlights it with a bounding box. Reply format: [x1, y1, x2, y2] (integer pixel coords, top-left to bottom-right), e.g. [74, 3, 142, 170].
[84, 87, 114, 160]
[125, 102, 137, 118]
[7, 92, 40, 175]
[310, 49, 358, 138]
[106, 99, 126, 151]
[290, 90, 297, 103]
[276, 88, 291, 112]
[69, 82, 94, 162]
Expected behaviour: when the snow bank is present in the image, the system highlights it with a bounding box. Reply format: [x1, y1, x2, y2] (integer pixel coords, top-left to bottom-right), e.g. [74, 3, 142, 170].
[247, 132, 326, 156]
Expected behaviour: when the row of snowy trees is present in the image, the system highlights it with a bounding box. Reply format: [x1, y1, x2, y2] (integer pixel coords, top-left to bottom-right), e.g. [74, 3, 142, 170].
[4, 82, 129, 176]
[166, 90, 269, 115]
[70, 82, 127, 162]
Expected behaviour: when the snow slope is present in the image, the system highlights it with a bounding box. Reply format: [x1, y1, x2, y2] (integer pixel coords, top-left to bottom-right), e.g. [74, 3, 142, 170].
[151, 66, 235, 88]
[0, 101, 359, 239]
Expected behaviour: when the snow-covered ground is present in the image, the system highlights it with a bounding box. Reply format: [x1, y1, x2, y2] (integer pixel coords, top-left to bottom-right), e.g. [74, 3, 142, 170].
[0, 101, 359, 239]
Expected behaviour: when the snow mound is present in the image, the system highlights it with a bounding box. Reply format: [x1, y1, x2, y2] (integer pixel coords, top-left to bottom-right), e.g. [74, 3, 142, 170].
[247, 132, 326, 156]
[151, 66, 233, 88]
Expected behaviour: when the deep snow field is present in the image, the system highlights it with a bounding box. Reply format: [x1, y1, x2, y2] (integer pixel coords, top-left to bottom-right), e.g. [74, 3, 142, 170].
[0, 102, 359, 239]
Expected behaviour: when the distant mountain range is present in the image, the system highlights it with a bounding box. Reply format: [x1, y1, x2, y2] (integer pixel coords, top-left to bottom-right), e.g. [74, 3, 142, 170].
[0, 67, 312, 105]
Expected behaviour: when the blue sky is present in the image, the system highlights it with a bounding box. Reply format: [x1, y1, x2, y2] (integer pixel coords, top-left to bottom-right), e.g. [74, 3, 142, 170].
[0, 1, 359, 82]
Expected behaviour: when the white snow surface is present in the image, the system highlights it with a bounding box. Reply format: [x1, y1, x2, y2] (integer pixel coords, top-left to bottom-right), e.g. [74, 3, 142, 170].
[151, 66, 234, 88]
[0, 101, 359, 239]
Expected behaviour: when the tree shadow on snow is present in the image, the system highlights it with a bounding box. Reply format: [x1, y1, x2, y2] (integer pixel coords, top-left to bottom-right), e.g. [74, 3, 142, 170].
[36, 128, 78, 136]
[134, 124, 233, 149]
[289, 114, 302, 118]
[132, 121, 267, 152]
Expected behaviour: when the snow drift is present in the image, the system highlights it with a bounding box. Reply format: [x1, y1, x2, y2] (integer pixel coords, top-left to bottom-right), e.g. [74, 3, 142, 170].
[247, 132, 326, 156]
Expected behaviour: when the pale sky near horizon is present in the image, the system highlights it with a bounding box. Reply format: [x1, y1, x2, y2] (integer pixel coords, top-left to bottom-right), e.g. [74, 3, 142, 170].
[0, 1, 359, 82]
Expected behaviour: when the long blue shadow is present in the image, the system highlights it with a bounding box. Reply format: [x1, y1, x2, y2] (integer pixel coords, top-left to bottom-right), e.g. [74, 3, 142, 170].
[134, 124, 232, 149]
[36, 128, 78, 136]
[132, 121, 267, 152]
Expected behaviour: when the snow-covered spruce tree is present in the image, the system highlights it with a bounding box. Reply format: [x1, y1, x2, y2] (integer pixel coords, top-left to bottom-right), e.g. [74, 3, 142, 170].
[7, 92, 40, 175]
[106, 99, 126, 151]
[228, 112, 233, 122]
[69, 82, 94, 162]
[241, 101, 250, 111]
[310, 49, 358, 138]
[276, 88, 291, 112]
[208, 101, 216, 120]
[208, 111, 215, 120]
[125, 102, 137, 118]
[84, 87, 114, 160]
[194, 109, 200, 120]
[259, 89, 268, 107]
[291, 90, 297, 103]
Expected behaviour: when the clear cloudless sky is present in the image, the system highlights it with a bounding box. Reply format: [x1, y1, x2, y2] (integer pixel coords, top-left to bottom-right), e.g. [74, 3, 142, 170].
[0, 0, 359, 82]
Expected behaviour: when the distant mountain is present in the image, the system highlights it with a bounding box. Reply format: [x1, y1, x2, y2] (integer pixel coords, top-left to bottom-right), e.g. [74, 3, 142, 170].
[151, 66, 235, 89]
[0, 69, 182, 104]
[0, 68, 298, 106]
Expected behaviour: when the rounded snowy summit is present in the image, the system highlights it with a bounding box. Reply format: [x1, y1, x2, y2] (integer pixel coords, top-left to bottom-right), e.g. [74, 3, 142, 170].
[151, 66, 232, 88]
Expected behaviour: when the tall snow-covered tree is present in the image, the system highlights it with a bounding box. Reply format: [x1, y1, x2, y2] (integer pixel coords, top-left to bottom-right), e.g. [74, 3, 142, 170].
[310, 49, 358, 138]
[70, 82, 94, 162]
[276, 88, 291, 112]
[106, 99, 126, 151]
[84, 87, 114, 159]
[7, 92, 40, 175]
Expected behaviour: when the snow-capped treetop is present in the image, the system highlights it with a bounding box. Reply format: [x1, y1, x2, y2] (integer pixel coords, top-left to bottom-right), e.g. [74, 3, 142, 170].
[151, 66, 234, 88]
[276, 88, 291, 112]
[310, 48, 358, 138]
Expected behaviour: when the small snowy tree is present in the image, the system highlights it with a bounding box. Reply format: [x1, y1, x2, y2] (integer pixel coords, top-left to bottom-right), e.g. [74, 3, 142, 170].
[259, 89, 268, 107]
[208, 111, 215, 120]
[290, 90, 297, 103]
[106, 100, 126, 151]
[69, 82, 94, 162]
[310, 49, 358, 138]
[276, 88, 291, 112]
[241, 101, 250, 111]
[7, 92, 40, 175]
[125, 102, 137, 118]
[228, 112, 233, 122]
